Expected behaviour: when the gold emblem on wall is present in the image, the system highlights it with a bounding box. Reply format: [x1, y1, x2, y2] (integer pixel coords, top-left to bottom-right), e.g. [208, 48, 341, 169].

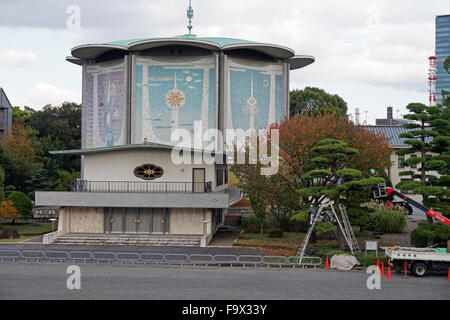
[134, 164, 164, 180]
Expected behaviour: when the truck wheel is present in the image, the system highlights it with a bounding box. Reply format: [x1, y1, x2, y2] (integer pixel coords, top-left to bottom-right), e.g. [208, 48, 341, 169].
[406, 205, 413, 215]
[411, 262, 428, 277]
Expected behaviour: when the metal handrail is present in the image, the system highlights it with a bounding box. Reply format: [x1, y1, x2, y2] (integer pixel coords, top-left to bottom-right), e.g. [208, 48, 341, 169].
[70, 180, 213, 193]
[0, 250, 20, 259]
[0, 249, 323, 268]
[140, 253, 164, 263]
[68, 251, 92, 261]
[92, 251, 117, 262]
[20, 250, 45, 259]
[189, 254, 214, 264]
[164, 253, 189, 264]
[116, 252, 141, 262]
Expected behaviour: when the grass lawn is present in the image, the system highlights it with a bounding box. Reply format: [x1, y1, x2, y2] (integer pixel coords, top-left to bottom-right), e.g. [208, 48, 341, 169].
[0, 221, 57, 243]
[234, 229, 396, 257]
[234, 232, 304, 254]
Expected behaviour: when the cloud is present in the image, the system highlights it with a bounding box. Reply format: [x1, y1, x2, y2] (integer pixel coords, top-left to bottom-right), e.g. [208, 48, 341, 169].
[25, 83, 80, 108]
[0, 0, 447, 122]
[0, 50, 38, 68]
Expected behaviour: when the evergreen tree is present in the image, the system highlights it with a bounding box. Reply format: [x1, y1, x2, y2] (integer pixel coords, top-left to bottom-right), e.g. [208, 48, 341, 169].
[7, 191, 33, 220]
[290, 87, 348, 117]
[396, 103, 450, 224]
[402, 58, 450, 246]
[294, 139, 384, 249]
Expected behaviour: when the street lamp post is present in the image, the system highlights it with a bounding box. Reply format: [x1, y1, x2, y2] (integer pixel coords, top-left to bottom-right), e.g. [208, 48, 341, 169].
[49, 218, 57, 232]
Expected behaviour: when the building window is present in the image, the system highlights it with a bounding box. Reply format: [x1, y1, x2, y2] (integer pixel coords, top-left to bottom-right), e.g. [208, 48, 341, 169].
[224, 169, 228, 184]
[134, 164, 164, 180]
[398, 155, 405, 169]
[216, 168, 224, 187]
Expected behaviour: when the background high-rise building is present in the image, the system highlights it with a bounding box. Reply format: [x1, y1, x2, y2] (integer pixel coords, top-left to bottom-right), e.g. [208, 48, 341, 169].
[436, 14, 450, 105]
[376, 106, 412, 126]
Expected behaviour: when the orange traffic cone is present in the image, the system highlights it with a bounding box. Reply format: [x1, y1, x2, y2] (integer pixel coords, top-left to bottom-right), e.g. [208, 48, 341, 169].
[447, 267, 450, 281]
[386, 266, 392, 280]
[381, 262, 385, 276]
[403, 262, 409, 279]
[376, 259, 380, 271]
[324, 256, 330, 269]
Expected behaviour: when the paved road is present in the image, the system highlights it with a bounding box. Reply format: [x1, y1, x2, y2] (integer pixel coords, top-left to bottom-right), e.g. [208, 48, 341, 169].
[0, 261, 448, 300]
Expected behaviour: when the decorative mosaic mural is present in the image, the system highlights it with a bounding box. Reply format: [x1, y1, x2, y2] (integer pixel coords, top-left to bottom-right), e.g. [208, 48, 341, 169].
[85, 60, 126, 148]
[225, 58, 286, 132]
[135, 56, 216, 145]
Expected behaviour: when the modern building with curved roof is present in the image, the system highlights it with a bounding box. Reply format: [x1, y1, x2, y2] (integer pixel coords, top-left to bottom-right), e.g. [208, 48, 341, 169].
[64, 34, 314, 150]
[36, 5, 315, 246]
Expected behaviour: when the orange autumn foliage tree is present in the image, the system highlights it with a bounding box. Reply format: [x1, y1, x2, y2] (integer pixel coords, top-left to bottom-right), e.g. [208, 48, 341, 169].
[232, 113, 392, 218]
[1, 122, 36, 161]
[0, 122, 39, 191]
[0, 200, 21, 223]
[279, 113, 391, 190]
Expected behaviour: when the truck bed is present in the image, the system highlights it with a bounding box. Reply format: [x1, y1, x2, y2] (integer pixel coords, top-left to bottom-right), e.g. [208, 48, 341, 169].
[385, 247, 450, 262]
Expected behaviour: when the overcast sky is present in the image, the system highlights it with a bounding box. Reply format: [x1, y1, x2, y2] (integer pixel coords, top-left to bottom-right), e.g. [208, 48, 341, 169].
[0, 0, 448, 124]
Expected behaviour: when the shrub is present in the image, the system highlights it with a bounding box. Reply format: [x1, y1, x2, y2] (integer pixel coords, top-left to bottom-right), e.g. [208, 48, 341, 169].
[314, 222, 336, 235]
[361, 200, 408, 216]
[268, 228, 284, 238]
[7, 191, 33, 219]
[411, 223, 450, 247]
[357, 255, 388, 268]
[368, 209, 406, 233]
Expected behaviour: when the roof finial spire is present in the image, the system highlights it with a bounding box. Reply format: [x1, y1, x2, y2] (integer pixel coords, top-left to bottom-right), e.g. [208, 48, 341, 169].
[187, 0, 194, 36]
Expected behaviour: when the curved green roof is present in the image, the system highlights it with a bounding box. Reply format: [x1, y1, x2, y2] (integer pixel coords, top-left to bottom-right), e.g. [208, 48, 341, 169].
[72, 35, 296, 59]
[68, 35, 315, 70]
[107, 36, 256, 48]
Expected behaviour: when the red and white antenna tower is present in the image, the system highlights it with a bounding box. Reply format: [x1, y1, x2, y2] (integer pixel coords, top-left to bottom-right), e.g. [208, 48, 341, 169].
[428, 56, 437, 106]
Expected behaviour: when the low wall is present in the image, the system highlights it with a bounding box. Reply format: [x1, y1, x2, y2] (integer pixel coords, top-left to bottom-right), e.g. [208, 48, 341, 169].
[170, 208, 206, 235]
[42, 231, 59, 244]
[58, 207, 104, 234]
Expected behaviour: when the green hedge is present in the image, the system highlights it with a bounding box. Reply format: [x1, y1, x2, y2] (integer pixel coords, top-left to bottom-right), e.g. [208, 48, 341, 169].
[411, 222, 450, 247]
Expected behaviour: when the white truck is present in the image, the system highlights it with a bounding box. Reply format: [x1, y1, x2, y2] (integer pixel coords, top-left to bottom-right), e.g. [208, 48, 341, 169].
[385, 247, 450, 277]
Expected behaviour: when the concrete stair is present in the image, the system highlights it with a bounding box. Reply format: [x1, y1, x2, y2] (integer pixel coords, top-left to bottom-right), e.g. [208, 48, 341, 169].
[55, 234, 202, 247]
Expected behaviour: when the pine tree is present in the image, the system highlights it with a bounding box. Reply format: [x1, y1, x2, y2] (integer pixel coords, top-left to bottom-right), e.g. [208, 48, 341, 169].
[402, 57, 450, 246]
[296, 139, 384, 249]
[396, 103, 450, 225]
